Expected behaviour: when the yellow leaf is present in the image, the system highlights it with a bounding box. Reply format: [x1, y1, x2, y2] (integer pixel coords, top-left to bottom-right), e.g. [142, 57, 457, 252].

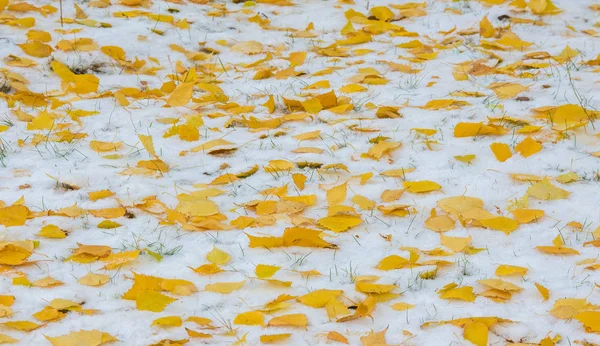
[403, 180, 441, 193]
[479, 16, 495, 38]
[101, 45, 126, 61]
[464, 322, 488, 346]
[301, 98, 322, 114]
[352, 195, 376, 210]
[18, 41, 53, 58]
[138, 135, 157, 158]
[78, 273, 110, 287]
[390, 302, 415, 311]
[234, 311, 264, 326]
[231, 40, 264, 54]
[264, 160, 294, 173]
[440, 234, 471, 252]
[166, 82, 194, 107]
[425, 214, 455, 233]
[511, 209, 544, 223]
[90, 141, 122, 152]
[536, 245, 579, 255]
[489, 82, 528, 99]
[490, 142, 512, 162]
[340, 83, 367, 93]
[356, 282, 396, 294]
[0, 205, 30, 227]
[297, 289, 343, 308]
[478, 278, 523, 292]
[186, 328, 212, 338]
[88, 206, 126, 219]
[206, 247, 230, 265]
[556, 172, 578, 184]
[360, 327, 388, 346]
[327, 331, 349, 344]
[480, 217, 519, 234]
[317, 215, 362, 233]
[292, 173, 306, 191]
[205, 281, 245, 294]
[0, 334, 17, 344]
[282, 227, 337, 248]
[528, 0, 547, 14]
[97, 220, 121, 229]
[363, 141, 401, 160]
[136, 291, 176, 312]
[152, 316, 182, 327]
[377, 255, 409, 270]
[267, 314, 307, 328]
[255, 264, 281, 278]
[495, 265, 528, 276]
[527, 179, 570, 200]
[551, 298, 599, 319]
[26, 112, 54, 131]
[515, 136, 542, 157]
[176, 199, 219, 217]
[370, 6, 394, 21]
[260, 334, 291, 344]
[45, 330, 117, 346]
[454, 154, 476, 164]
[88, 190, 115, 201]
[574, 311, 600, 333]
[263, 95, 275, 113]
[440, 286, 476, 302]
[101, 250, 140, 269]
[38, 224, 66, 239]
[193, 263, 223, 275]
[327, 182, 347, 205]
[454, 122, 507, 137]
[1, 321, 41, 332]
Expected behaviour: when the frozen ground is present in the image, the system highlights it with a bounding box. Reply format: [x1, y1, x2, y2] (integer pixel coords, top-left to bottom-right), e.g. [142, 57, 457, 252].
[0, 0, 599, 345]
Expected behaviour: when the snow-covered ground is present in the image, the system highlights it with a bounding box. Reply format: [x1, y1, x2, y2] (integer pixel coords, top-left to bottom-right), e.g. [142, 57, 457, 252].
[0, 0, 599, 344]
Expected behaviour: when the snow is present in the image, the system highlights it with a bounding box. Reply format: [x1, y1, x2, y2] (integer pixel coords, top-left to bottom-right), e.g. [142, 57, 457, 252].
[0, 0, 599, 345]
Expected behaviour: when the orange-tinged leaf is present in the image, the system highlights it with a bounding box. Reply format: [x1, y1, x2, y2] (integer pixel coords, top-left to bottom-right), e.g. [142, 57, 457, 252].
[327, 331, 349, 344]
[440, 234, 471, 252]
[78, 273, 110, 287]
[490, 142, 512, 162]
[267, 314, 307, 328]
[260, 333, 291, 344]
[478, 278, 523, 292]
[515, 136, 542, 157]
[377, 255, 409, 270]
[1, 321, 41, 332]
[18, 41, 53, 58]
[45, 330, 117, 346]
[152, 316, 182, 327]
[536, 245, 579, 255]
[511, 209, 544, 223]
[205, 281, 245, 294]
[360, 327, 388, 346]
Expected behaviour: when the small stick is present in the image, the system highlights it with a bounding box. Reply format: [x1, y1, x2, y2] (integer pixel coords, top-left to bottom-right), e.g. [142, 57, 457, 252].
[59, 0, 63, 27]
